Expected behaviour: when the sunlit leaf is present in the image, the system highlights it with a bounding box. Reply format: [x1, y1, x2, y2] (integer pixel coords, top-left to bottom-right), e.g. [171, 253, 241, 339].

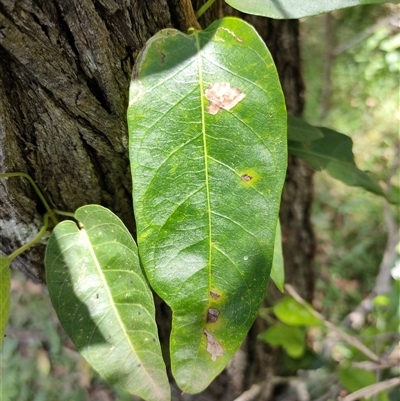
[258, 323, 306, 358]
[128, 17, 287, 393]
[273, 296, 322, 326]
[271, 220, 285, 292]
[45, 205, 169, 401]
[288, 127, 398, 203]
[225, 0, 400, 19]
[0, 255, 11, 347]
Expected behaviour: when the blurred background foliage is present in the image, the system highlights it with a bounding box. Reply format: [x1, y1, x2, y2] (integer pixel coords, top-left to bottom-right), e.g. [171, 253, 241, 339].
[302, 3, 399, 320]
[1, 3, 399, 401]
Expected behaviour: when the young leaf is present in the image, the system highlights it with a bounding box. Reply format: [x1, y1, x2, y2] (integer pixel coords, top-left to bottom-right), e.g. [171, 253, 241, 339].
[271, 220, 285, 292]
[288, 126, 397, 203]
[0, 255, 11, 347]
[128, 17, 287, 393]
[225, 0, 399, 19]
[273, 296, 322, 327]
[45, 205, 169, 401]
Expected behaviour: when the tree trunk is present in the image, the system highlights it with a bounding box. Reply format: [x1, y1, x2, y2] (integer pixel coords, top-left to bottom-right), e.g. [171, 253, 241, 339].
[0, 1, 314, 400]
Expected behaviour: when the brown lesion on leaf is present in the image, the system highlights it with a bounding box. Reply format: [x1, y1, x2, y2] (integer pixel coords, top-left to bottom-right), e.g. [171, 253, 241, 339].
[241, 173, 253, 182]
[205, 82, 245, 115]
[204, 329, 224, 361]
[210, 291, 220, 299]
[207, 308, 219, 323]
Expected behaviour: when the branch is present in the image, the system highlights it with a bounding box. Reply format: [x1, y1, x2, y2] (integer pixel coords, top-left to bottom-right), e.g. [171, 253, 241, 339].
[342, 144, 400, 329]
[333, 13, 400, 56]
[340, 377, 400, 401]
[285, 284, 380, 362]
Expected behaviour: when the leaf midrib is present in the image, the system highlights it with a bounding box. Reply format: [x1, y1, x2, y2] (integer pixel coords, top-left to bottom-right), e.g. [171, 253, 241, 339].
[80, 227, 163, 395]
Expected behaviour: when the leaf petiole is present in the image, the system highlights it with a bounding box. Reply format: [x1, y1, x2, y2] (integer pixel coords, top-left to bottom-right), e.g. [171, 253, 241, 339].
[0, 172, 58, 226]
[7, 212, 50, 262]
[195, 0, 216, 19]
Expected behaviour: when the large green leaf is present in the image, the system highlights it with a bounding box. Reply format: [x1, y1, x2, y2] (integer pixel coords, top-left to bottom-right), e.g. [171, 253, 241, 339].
[0, 255, 11, 347]
[225, 0, 400, 19]
[45, 205, 169, 401]
[128, 17, 287, 393]
[288, 126, 397, 203]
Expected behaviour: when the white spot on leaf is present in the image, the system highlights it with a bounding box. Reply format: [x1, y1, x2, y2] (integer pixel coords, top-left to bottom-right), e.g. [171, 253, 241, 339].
[204, 329, 224, 361]
[205, 82, 245, 115]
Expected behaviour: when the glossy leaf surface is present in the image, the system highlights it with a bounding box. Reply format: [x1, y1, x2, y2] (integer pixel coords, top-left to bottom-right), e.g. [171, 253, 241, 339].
[226, 0, 399, 19]
[128, 17, 287, 392]
[0, 256, 11, 347]
[288, 127, 397, 203]
[45, 205, 169, 401]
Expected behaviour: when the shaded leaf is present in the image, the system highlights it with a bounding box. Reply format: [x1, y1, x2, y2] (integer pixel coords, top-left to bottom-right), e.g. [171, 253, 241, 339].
[225, 0, 400, 19]
[287, 114, 323, 142]
[288, 127, 397, 203]
[338, 364, 376, 393]
[0, 255, 11, 347]
[128, 17, 287, 393]
[271, 220, 285, 292]
[273, 296, 322, 326]
[258, 323, 306, 358]
[45, 205, 169, 401]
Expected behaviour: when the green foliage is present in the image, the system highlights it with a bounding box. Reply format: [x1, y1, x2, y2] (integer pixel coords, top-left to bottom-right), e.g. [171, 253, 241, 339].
[271, 221, 285, 292]
[127, 16, 287, 393]
[273, 297, 322, 327]
[338, 364, 380, 395]
[225, 0, 399, 19]
[258, 323, 306, 358]
[45, 205, 169, 401]
[1, 2, 398, 399]
[289, 126, 397, 203]
[0, 255, 11, 347]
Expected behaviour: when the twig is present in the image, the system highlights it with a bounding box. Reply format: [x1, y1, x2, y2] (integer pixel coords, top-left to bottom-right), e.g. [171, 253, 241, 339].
[285, 284, 380, 363]
[333, 13, 400, 56]
[319, 13, 335, 121]
[342, 144, 400, 329]
[339, 377, 400, 401]
[233, 384, 262, 401]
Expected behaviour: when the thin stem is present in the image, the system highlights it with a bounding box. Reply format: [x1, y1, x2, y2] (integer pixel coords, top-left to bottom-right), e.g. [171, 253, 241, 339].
[285, 284, 381, 363]
[53, 209, 75, 218]
[0, 172, 58, 226]
[195, 0, 216, 19]
[7, 212, 50, 261]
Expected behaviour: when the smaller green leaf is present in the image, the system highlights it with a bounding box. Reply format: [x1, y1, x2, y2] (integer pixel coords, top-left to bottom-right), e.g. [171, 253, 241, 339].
[270, 220, 285, 292]
[225, 0, 400, 19]
[338, 364, 376, 393]
[45, 205, 169, 401]
[287, 115, 323, 142]
[273, 297, 322, 327]
[258, 323, 306, 358]
[0, 255, 11, 347]
[288, 126, 398, 204]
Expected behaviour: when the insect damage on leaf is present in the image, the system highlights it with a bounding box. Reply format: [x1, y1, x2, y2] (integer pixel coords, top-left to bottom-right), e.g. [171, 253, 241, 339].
[205, 82, 245, 115]
[204, 330, 224, 361]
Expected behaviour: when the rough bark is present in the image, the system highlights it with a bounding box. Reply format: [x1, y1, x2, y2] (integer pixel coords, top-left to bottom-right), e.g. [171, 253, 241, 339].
[0, 1, 314, 399]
